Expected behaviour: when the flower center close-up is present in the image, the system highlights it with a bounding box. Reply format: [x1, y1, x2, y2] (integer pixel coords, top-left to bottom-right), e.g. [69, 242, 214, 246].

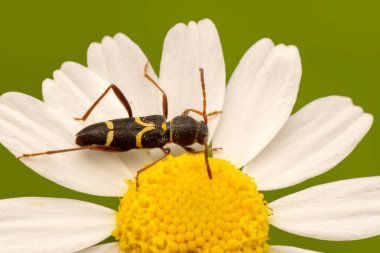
[113, 154, 270, 253]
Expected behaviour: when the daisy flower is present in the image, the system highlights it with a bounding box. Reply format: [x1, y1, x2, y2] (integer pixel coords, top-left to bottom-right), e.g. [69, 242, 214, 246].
[0, 19, 378, 253]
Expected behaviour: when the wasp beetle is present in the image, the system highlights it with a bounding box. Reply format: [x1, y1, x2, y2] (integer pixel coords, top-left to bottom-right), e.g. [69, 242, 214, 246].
[18, 63, 221, 188]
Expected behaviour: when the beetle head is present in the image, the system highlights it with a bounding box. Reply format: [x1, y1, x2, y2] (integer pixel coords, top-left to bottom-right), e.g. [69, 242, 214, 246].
[196, 121, 208, 144]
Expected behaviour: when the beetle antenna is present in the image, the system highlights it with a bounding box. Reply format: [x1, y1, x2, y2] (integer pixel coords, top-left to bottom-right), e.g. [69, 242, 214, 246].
[199, 68, 212, 180]
[199, 68, 208, 124]
[204, 138, 212, 179]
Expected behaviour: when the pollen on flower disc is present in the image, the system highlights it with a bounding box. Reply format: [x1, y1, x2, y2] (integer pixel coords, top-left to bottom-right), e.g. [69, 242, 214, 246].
[113, 154, 270, 252]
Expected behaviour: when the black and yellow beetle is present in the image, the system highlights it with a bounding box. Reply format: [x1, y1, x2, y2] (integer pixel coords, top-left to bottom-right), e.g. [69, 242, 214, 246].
[18, 63, 221, 187]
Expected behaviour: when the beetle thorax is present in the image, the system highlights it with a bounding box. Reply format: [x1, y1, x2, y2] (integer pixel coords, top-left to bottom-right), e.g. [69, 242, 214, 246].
[170, 116, 208, 146]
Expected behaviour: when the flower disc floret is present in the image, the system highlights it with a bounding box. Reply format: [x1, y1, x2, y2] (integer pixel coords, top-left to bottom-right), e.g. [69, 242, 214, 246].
[113, 154, 270, 252]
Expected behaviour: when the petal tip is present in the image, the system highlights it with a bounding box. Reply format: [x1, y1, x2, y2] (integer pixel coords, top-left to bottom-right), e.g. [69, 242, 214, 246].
[362, 112, 374, 128]
[87, 41, 102, 52]
[287, 44, 299, 51]
[114, 32, 127, 39]
[60, 61, 79, 70]
[101, 35, 114, 45]
[170, 22, 187, 32]
[188, 20, 197, 28]
[258, 37, 275, 46]
[113, 33, 135, 45]
[198, 18, 216, 27]
[271, 44, 301, 62]
[0, 92, 23, 104]
[326, 95, 353, 104]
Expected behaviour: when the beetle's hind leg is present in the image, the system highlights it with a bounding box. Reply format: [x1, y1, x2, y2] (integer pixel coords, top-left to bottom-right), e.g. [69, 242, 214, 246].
[136, 147, 171, 190]
[17, 145, 123, 159]
[144, 62, 169, 119]
[74, 84, 133, 122]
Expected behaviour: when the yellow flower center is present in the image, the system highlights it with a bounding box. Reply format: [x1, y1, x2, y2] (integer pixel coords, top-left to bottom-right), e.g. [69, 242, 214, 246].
[113, 154, 270, 252]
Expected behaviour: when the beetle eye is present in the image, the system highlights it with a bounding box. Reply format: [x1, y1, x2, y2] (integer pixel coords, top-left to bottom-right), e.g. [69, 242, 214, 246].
[197, 122, 208, 144]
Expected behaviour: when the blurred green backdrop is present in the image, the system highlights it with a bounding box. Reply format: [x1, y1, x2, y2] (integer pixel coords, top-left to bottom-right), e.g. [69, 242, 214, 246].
[0, 1, 379, 252]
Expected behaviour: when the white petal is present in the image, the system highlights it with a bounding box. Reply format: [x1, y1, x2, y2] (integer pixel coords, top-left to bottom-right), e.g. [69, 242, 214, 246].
[245, 96, 373, 190]
[270, 246, 322, 253]
[43, 62, 128, 125]
[0, 92, 132, 196]
[159, 19, 225, 141]
[213, 40, 302, 168]
[0, 197, 114, 253]
[270, 176, 380, 241]
[75, 243, 119, 253]
[87, 33, 160, 116]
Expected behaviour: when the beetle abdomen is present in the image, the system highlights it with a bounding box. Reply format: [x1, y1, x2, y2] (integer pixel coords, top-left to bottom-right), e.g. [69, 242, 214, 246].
[75, 122, 109, 147]
[75, 116, 169, 151]
[75, 118, 138, 150]
[110, 118, 142, 150]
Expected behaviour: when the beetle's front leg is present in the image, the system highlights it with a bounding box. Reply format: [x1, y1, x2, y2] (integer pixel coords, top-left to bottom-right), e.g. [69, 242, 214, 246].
[136, 147, 171, 190]
[182, 109, 222, 118]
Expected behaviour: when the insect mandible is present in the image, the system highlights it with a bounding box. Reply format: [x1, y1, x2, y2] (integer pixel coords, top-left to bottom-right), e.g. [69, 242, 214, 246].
[18, 63, 222, 188]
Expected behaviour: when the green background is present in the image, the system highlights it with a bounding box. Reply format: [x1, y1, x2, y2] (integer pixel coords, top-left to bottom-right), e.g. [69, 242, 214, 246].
[0, 1, 379, 252]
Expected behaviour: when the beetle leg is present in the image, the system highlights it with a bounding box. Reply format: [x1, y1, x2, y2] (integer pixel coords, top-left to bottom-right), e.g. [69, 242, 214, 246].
[182, 146, 222, 154]
[144, 62, 169, 119]
[206, 111, 222, 117]
[74, 84, 133, 122]
[17, 145, 123, 159]
[182, 109, 222, 118]
[136, 147, 171, 190]
[203, 139, 212, 180]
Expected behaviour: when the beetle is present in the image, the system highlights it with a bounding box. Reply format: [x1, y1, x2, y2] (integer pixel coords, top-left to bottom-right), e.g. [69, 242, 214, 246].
[18, 63, 221, 188]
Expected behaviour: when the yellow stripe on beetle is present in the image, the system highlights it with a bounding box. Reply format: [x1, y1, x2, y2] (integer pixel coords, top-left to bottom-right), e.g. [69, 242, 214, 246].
[136, 127, 155, 148]
[135, 117, 155, 128]
[105, 131, 114, 146]
[105, 120, 114, 130]
[134, 117, 157, 148]
[105, 121, 114, 147]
